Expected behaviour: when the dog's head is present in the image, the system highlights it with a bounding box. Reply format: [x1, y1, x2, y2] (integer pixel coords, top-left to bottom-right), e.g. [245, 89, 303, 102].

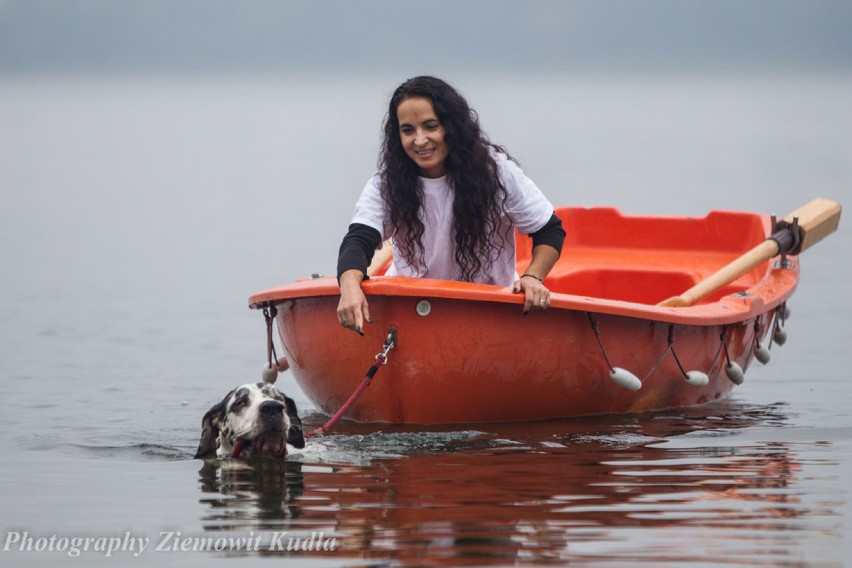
[194, 383, 305, 460]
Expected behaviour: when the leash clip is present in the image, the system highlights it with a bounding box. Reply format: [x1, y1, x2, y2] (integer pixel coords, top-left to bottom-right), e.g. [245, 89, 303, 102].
[375, 327, 397, 365]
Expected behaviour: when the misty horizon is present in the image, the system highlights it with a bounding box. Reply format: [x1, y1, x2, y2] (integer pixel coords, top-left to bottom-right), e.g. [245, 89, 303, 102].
[2, 0, 851, 77]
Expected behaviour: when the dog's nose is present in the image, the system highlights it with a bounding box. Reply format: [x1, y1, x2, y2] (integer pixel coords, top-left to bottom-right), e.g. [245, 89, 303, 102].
[259, 400, 284, 416]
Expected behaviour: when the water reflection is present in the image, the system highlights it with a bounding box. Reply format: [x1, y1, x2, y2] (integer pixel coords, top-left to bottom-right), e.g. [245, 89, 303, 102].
[199, 460, 306, 528]
[196, 402, 836, 565]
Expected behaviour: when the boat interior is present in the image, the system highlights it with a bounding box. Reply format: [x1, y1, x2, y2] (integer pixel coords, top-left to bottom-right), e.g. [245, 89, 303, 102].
[516, 207, 770, 306]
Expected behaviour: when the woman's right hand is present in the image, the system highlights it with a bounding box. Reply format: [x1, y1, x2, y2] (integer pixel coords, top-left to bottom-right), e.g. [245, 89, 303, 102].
[337, 269, 372, 335]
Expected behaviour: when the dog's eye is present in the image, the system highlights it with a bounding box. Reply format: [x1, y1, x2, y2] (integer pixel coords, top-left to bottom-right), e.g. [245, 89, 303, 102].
[230, 399, 247, 412]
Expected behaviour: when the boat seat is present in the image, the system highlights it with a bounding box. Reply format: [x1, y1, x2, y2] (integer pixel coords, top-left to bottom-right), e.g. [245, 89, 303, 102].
[548, 268, 693, 304]
[546, 267, 748, 305]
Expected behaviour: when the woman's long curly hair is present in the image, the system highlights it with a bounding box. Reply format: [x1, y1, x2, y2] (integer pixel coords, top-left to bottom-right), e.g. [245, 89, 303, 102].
[379, 76, 512, 282]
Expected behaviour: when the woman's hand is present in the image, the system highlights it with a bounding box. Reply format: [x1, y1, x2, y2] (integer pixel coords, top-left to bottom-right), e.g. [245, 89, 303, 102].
[337, 269, 372, 335]
[513, 243, 559, 314]
[513, 274, 551, 314]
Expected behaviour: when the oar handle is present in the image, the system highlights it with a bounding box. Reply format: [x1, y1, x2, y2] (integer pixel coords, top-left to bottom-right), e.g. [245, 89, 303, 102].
[658, 197, 841, 308]
[780, 197, 843, 254]
[367, 239, 394, 276]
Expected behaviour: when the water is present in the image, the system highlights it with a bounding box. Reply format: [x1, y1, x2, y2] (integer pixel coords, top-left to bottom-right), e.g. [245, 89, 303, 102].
[1, 74, 850, 566]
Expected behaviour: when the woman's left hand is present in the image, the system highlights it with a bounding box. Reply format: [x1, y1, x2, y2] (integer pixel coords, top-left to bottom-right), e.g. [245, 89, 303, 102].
[513, 274, 550, 314]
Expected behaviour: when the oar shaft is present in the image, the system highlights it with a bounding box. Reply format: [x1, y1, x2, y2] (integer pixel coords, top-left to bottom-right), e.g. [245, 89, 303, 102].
[659, 239, 779, 308]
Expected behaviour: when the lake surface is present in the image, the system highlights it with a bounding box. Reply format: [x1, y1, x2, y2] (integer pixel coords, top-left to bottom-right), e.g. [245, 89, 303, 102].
[1, 74, 850, 566]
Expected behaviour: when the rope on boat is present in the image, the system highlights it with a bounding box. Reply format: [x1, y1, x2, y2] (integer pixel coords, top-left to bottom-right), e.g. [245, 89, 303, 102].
[720, 326, 733, 367]
[662, 325, 709, 386]
[586, 313, 760, 390]
[260, 304, 289, 383]
[263, 305, 280, 371]
[668, 325, 689, 376]
[305, 328, 397, 439]
[641, 332, 673, 382]
[586, 312, 615, 371]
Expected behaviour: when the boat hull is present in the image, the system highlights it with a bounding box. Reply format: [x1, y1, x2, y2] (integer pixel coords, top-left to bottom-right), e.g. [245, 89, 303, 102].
[271, 291, 776, 424]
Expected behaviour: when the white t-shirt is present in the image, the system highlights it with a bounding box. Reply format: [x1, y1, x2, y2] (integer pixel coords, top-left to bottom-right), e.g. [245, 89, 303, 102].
[350, 151, 554, 287]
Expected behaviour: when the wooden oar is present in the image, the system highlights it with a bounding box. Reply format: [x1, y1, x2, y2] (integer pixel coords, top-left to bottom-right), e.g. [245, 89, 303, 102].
[658, 197, 842, 308]
[367, 239, 394, 276]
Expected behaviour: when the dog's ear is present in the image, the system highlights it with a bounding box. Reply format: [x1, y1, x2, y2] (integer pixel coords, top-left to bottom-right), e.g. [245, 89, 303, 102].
[194, 396, 228, 459]
[284, 396, 305, 449]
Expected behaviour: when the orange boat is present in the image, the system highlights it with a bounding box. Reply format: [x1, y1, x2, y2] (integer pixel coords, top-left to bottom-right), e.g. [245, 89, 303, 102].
[249, 199, 840, 425]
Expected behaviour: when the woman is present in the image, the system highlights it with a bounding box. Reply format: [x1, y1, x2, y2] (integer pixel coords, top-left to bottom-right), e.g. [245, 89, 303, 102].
[336, 76, 565, 334]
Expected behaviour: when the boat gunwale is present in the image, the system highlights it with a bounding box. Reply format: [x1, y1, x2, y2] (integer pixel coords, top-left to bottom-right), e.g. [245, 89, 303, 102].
[248, 265, 798, 327]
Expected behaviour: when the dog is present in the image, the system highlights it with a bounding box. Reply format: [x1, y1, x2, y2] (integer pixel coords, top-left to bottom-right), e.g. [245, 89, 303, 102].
[194, 382, 305, 460]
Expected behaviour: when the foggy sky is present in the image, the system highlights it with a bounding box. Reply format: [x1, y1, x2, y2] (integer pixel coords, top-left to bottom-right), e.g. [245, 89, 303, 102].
[1, 0, 851, 76]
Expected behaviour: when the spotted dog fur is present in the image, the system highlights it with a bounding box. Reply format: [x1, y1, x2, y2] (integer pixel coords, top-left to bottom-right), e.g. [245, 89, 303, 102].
[194, 383, 305, 460]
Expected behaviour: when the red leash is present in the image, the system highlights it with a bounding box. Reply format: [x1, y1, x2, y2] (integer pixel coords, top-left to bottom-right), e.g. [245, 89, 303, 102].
[306, 328, 396, 438]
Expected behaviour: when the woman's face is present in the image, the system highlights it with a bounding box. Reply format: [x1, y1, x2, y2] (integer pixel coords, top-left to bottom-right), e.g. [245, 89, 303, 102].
[396, 96, 448, 178]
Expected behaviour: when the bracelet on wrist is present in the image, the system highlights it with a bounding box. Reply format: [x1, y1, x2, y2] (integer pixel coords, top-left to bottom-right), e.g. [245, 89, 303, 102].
[521, 273, 542, 282]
